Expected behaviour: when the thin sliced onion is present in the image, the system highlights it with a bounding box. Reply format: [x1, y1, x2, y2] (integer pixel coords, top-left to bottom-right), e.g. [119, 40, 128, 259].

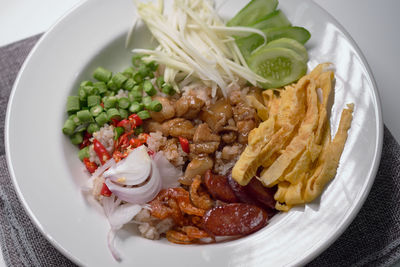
[103, 146, 151, 186]
[102, 195, 142, 261]
[105, 162, 162, 204]
[81, 158, 116, 192]
[153, 152, 181, 188]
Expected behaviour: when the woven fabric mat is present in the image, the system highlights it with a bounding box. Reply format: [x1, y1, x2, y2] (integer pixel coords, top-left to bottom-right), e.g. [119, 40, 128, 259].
[1, 35, 400, 267]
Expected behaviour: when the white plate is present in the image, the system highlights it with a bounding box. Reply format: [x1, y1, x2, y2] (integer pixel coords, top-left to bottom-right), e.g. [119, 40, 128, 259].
[5, 0, 382, 266]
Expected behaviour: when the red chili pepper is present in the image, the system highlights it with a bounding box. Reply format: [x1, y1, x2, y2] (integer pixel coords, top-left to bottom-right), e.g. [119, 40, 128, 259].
[178, 136, 190, 153]
[100, 102, 104, 108]
[128, 114, 142, 127]
[117, 132, 130, 150]
[117, 119, 132, 131]
[110, 118, 120, 127]
[83, 158, 98, 173]
[93, 139, 111, 165]
[138, 133, 150, 143]
[79, 131, 92, 149]
[100, 183, 112, 197]
[129, 138, 144, 148]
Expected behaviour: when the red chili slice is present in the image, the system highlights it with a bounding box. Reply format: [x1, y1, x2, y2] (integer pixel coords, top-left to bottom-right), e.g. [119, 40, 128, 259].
[128, 114, 142, 127]
[110, 118, 120, 127]
[117, 119, 132, 131]
[129, 138, 144, 148]
[178, 136, 190, 153]
[79, 131, 92, 149]
[83, 158, 98, 174]
[100, 183, 112, 197]
[93, 139, 111, 165]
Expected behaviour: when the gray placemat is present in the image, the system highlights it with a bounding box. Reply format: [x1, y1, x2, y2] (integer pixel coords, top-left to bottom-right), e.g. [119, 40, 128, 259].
[1, 35, 400, 267]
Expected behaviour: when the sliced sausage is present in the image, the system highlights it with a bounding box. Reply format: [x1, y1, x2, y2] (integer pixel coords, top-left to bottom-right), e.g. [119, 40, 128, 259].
[202, 203, 268, 236]
[245, 178, 276, 210]
[204, 170, 238, 203]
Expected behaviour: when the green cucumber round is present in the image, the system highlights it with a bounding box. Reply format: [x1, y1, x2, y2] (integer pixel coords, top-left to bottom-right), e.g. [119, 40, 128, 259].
[266, 38, 308, 62]
[249, 47, 307, 89]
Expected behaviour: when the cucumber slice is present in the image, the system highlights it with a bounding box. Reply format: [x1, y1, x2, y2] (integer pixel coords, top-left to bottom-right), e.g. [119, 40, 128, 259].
[251, 10, 291, 30]
[227, 0, 278, 27]
[266, 38, 308, 62]
[248, 47, 307, 89]
[265, 26, 311, 44]
[236, 26, 311, 58]
[236, 35, 265, 58]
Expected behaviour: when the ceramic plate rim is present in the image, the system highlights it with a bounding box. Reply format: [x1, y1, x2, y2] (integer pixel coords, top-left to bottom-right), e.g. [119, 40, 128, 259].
[5, 0, 383, 266]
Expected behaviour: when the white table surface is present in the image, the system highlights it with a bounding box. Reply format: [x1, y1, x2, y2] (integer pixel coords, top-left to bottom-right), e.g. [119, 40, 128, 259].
[0, 0, 399, 266]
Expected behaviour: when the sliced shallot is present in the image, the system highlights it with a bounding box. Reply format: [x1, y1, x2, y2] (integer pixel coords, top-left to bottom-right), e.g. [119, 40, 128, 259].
[153, 152, 181, 188]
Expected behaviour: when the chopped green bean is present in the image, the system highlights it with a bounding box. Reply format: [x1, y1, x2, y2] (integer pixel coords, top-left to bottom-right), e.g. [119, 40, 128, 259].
[132, 54, 143, 67]
[93, 81, 108, 95]
[78, 87, 87, 101]
[69, 114, 81, 125]
[106, 108, 121, 120]
[70, 132, 83, 145]
[142, 96, 152, 109]
[132, 71, 143, 83]
[133, 84, 143, 92]
[87, 95, 101, 107]
[138, 65, 149, 77]
[129, 102, 144, 113]
[118, 97, 130, 109]
[93, 67, 112, 82]
[103, 96, 117, 110]
[87, 123, 100, 134]
[149, 100, 162, 112]
[95, 112, 108, 126]
[82, 85, 95, 95]
[62, 119, 76, 135]
[114, 127, 125, 140]
[78, 146, 90, 161]
[123, 78, 135, 91]
[112, 73, 128, 88]
[107, 80, 119, 91]
[77, 110, 94, 123]
[156, 76, 165, 88]
[143, 80, 156, 96]
[104, 90, 115, 97]
[123, 67, 135, 78]
[90, 105, 103, 117]
[146, 61, 158, 72]
[137, 110, 151, 120]
[80, 80, 93, 87]
[162, 83, 175, 95]
[66, 96, 80, 112]
[74, 124, 87, 133]
[128, 90, 142, 103]
[119, 108, 128, 119]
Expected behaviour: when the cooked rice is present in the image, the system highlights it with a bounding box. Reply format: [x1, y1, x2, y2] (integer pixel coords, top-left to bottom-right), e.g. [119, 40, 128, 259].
[146, 131, 166, 152]
[214, 145, 244, 176]
[135, 208, 174, 240]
